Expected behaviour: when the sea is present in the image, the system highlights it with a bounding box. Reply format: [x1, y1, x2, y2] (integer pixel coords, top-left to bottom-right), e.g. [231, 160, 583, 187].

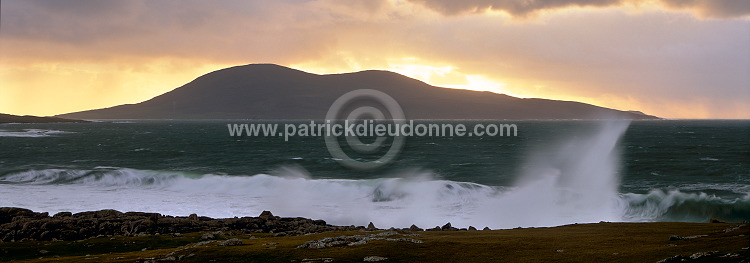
[1, 120, 748, 229]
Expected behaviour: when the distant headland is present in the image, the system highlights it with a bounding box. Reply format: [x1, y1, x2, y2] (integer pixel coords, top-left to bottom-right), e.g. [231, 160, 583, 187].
[0, 113, 86, 124]
[56, 64, 659, 120]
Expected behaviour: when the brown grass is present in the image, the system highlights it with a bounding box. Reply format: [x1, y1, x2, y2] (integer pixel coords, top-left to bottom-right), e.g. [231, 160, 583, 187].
[3, 222, 747, 263]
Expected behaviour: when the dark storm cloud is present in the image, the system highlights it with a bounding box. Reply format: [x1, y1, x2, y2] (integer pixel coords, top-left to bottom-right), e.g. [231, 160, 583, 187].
[0, 0, 338, 63]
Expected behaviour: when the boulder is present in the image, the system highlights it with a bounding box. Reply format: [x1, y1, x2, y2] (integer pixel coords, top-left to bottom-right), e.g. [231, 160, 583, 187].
[259, 211, 274, 220]
[441, 222, 457, 231]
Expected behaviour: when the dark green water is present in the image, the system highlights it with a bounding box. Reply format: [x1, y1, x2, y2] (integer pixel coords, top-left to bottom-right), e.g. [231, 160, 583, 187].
[0, 120, 748, 228]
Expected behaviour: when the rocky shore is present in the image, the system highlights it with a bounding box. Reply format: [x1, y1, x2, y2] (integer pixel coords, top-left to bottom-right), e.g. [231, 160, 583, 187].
[1, 208, 747, 262]
[0, 208, 496, 243]
[0, 207, 361, 242]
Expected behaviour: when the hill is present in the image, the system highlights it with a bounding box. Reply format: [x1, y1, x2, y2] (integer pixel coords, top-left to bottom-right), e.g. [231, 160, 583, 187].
[57, 64, 658, 120]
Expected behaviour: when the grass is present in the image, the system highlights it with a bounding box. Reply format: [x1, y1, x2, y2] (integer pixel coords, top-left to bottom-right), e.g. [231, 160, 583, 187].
[1, 222, 747, 262]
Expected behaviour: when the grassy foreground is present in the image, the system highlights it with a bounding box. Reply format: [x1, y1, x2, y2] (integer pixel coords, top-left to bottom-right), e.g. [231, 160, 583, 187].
[1, 222, 747, 262]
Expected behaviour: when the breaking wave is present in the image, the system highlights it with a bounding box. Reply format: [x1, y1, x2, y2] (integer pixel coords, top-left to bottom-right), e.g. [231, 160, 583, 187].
[1, 167, 747, 229]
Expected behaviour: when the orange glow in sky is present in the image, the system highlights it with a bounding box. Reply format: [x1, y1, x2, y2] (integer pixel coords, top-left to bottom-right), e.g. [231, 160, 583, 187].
[1, 0, 748, 118]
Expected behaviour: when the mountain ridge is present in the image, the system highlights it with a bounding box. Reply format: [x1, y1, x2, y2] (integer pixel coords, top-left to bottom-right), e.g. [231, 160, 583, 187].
[57, 64, 658, 120]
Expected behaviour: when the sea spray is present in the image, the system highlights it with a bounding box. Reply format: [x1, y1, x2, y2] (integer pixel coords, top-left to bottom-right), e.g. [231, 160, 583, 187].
[477, 119, 632, 227]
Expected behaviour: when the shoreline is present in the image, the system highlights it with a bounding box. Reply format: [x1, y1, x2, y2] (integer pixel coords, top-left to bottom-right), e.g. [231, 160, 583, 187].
[1, 207, 748, 262]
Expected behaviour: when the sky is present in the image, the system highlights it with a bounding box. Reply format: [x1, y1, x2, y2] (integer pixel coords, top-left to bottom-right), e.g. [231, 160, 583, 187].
[1, 0, 748, 119]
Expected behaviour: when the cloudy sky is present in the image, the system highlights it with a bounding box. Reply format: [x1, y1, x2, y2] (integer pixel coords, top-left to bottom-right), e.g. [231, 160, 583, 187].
[1, 0, 748, 118]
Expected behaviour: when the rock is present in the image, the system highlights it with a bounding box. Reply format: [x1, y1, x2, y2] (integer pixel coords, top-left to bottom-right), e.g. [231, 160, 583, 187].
[656, 255, 687, 263]
[723, 225, 744, 233]
[689, 251, 716, 259]
[709, 218, 727, 223]
[367, 222, 376, 231]
[298, 232, 423, 249]
[201, 232, 216, 241]
[468, 226, 477, 231]
[0, 207, 362, 242]
[441, 222, 457, 231]
[364, 256, 388, 262]
[409, 225, 423, 232]
[301, 258, 334, 262]
[669, 234, 707, 241]
[0, 207, 36, 224]
[482, 227, 491, 231]
[259, 211, 274, 220]
[219, 238, 243, 246]
[52, 212, 72, 218]
[201, 231, 225, 240]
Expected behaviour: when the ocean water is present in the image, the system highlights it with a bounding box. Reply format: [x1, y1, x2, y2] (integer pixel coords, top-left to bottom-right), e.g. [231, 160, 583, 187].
[0, 120, 748, 229]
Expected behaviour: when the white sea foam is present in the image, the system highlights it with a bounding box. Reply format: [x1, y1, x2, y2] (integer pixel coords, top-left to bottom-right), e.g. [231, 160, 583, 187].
[2, 120, 745, 228]
[1, 167, 747, 228]
[0, 129, 71, 137]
